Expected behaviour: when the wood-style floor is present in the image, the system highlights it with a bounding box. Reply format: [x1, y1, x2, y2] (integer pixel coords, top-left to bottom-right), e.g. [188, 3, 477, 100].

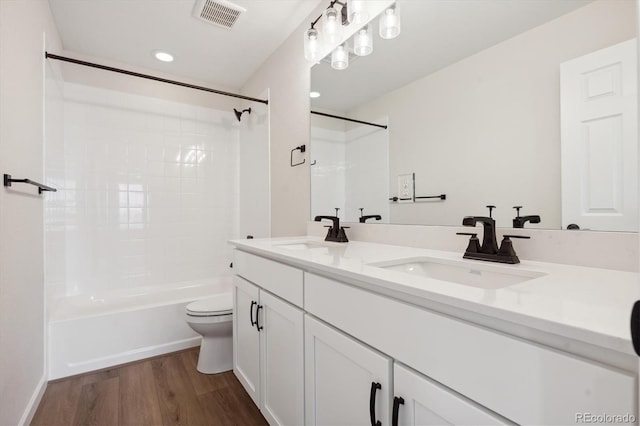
[31, 347, 267, 426]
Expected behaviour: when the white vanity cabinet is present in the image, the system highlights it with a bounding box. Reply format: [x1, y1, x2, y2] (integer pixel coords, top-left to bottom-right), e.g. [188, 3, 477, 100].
[392, 363, 510, 426]
[232, 252, 304, 426]
[304, 272, 637, 425]
[231, 248, 638, 426]
[304, 315, 392, 426]
[233, 275, 261, 403]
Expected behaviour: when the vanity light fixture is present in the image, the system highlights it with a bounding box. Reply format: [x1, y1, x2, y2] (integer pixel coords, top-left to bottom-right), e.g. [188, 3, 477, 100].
[304, 27, 322, 62]
[153, 50, 174, 62]
[331, 43, 349, 70]
[379, 3, 400, 39]
[303, 0, 400, 70]
[353, 25, 372, 56]
[322, 5, 342, 44]
[347, 0, 369, 25]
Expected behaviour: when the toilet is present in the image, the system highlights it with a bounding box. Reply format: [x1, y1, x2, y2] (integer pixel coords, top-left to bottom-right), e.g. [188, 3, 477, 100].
[185, 293, 233, 374]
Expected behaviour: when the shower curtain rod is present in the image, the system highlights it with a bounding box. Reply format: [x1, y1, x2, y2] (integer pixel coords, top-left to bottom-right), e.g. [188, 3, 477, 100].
[45, 52, 269, 105]
[310, 110, 388, 129]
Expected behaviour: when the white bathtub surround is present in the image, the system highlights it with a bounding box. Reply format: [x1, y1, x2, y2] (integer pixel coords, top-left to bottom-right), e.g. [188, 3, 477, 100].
[48, 278, 231, 379]
[44, 83, 242, 378]
[45, 83, 240, 299]
[310, 126, 347, 218]
[307, 221, 638, 272]
[311, 118, 389, 222]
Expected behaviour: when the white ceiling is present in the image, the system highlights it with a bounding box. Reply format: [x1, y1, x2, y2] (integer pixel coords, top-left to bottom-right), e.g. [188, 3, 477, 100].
[48, 0, 322, 90]
[311, 0, 594, 112]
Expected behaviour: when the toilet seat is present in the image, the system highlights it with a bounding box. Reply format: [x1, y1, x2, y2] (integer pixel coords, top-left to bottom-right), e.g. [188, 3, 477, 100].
[186, 293, 232, 317]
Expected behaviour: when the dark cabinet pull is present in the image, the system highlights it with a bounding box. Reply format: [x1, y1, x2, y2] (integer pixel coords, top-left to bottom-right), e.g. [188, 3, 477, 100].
[250, 301, 257, 326]
[369, 382, 382, 426]
[631, 300, 640, 356]
[256, 305, 264, 331]
[392, 396, 405, 426]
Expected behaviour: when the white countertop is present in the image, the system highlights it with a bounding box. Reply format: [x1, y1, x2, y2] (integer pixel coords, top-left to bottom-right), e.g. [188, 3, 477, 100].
[230, 236, 640, 357]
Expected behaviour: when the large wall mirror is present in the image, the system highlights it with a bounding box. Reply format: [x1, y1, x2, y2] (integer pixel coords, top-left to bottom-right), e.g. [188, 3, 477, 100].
[310, 0, 637, 232]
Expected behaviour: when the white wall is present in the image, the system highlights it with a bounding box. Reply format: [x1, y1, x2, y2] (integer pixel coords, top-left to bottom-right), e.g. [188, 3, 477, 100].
[238, 91, 271, 240]
[45, 83, 239, 300]
[240, 2, 328, 237]
[0, 1, 62, 424]
[348, 0, 636, 228]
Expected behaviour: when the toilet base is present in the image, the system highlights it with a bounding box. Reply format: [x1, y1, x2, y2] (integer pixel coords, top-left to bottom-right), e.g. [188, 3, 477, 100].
[195, 322, 233, 374]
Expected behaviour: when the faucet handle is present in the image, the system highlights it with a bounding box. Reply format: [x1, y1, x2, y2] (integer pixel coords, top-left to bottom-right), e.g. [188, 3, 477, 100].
[513, 206, 522, 217]
[456, 232, 480, 254]
[497, 234, 530, 263]
[336, 227, 349, 242]
[486, 205, 496, 218]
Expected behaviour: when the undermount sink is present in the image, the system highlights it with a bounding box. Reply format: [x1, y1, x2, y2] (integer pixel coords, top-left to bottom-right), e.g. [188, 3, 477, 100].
[274, 241, 330, 250]
[369, 257, 545, 289]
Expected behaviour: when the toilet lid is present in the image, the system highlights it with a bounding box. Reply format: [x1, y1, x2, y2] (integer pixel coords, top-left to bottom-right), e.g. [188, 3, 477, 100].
[186, 293, 233, 316]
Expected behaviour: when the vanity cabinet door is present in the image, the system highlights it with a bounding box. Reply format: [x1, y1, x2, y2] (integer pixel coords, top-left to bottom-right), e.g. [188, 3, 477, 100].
[393, 363, 511, 426]
[305, 315, 392, 426]
[233, 276, 261, 406]
[259, 291, 304, 426]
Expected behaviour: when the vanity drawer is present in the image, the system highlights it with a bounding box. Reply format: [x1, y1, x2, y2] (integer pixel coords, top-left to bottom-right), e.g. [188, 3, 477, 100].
[304, 272, 637, 425]
[234, 250, 303, 307]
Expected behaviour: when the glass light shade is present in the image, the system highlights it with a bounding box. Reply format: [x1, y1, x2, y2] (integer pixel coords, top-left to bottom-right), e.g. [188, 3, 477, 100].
[347, 0, 369, 25]
[322, 7, 342, 44]
[379, 5, 401, 39]
[304, 27, 322, 62]
[331, 43, 349, 70]
[353, 25, 373, 56]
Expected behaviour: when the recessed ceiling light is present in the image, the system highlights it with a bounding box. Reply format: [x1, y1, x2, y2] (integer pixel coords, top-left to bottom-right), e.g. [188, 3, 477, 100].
[310, 91, 321, 98]
[153, 50, 174, 62]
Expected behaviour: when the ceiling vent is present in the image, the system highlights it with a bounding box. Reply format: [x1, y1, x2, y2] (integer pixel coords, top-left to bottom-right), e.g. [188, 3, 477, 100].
[193, 0, 246, 29]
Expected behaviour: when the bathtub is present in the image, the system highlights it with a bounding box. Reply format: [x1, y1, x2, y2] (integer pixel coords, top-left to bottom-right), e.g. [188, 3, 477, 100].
[48, 278, 231, 380]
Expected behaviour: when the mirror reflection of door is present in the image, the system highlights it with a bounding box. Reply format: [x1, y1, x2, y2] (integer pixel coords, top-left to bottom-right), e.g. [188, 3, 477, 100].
[560, 39, 638, 232]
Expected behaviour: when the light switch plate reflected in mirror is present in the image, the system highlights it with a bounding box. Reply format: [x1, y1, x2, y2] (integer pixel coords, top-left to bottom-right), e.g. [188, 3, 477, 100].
[397, 173, 414, 203]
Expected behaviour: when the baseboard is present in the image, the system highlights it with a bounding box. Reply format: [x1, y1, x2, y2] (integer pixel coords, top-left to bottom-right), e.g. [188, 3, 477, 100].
[50, 337, 201, 380]
[19, 374, 47, 426]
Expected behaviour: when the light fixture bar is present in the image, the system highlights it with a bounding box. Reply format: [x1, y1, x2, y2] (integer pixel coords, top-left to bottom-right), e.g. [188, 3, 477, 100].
[304, 0, 395, 64]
